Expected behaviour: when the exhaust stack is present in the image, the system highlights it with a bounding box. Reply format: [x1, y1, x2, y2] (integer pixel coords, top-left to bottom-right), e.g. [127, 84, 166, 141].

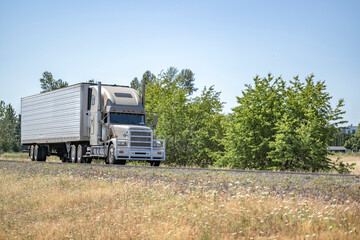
[97, 81, 102, 141]
[142, 83, 145, 107]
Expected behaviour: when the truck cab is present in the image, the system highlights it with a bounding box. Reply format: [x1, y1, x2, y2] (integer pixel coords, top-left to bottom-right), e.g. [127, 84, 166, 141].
[88, 83, 165, 165]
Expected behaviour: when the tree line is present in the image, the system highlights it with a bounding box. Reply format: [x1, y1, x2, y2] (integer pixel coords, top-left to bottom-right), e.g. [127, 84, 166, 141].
[0, 69, 357, 172]
[0, 101, 21, 152]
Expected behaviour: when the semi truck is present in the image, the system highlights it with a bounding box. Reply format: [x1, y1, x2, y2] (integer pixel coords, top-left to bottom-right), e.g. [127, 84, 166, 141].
[21, 82, 165, 166]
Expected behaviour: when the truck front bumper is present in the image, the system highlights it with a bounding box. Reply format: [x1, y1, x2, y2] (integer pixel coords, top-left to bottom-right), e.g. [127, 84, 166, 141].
[114, 138, 165, 161]
[115, 148, 165, 161]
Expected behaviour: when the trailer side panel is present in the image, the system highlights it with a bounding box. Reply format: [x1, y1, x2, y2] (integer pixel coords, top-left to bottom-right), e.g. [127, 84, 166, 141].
[21, 84, 86, 144]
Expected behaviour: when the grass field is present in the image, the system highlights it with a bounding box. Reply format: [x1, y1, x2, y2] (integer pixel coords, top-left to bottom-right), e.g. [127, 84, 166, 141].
[0, 161, 359, 239]
[1, 152, 359, 174]
[328, 155, 360, 175]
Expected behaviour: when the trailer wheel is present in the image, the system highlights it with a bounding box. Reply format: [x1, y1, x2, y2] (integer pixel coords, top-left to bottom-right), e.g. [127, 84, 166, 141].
[34, 145, 46, 161]
[40, 146, 47, 161]
[34, 145, 39, 161]
[30, 145, 35, 161]
[77, 145, 85, 163]
[70, 145, 77, 163]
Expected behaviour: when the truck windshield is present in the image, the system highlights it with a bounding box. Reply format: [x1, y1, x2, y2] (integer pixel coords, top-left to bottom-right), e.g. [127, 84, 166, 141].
[110, 113, 145, 125]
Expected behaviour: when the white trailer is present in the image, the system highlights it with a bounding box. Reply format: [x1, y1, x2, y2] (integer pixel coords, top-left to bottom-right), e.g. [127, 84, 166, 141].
[21, 82, 165, 166]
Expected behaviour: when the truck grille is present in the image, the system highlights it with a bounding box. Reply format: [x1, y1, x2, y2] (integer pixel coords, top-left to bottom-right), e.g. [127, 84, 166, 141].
[130, 129, 152, 149]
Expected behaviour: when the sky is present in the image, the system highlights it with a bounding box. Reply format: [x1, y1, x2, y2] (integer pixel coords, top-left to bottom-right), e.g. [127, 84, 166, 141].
[0, 0, 359, 124]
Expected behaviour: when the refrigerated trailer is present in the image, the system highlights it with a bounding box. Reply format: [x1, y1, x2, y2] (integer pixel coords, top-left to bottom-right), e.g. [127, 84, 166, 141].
[21, 82, 165, 166]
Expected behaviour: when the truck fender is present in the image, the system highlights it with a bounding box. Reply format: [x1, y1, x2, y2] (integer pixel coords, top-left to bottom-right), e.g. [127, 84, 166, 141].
[106, 139, 117, 156]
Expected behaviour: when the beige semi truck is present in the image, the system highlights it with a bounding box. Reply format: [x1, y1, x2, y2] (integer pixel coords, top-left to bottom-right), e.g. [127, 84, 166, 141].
[21, 82, 165, 166]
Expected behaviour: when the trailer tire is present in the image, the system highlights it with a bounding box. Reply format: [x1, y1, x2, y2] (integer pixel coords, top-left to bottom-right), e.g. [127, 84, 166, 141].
[34, 145, 39, 161]
[30, 145, 35, 161]
[77, 145, 85, 163]
[34, 145, 46, 162]
[70, 145, 77, 163]
[40, 146, 47, 161]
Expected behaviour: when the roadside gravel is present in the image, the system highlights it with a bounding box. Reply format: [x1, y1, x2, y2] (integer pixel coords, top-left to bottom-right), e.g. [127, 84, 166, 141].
[1, 160, 359, 203]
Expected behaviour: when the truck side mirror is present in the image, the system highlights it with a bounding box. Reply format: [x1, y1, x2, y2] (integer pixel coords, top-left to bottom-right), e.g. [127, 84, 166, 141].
[153, 116, 158, 128]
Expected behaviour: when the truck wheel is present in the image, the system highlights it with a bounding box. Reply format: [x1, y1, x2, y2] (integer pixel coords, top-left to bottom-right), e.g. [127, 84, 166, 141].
[77, 145, 85, 163]
[107, 145, 115, 164]
[30, 145, 35, 161]
[150, 161, 160, 167]
[70, 145, 77, 163]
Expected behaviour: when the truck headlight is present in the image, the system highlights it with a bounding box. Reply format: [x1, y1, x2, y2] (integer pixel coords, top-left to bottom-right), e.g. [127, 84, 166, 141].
[153, 140, 161, 147]
[118, 140, 127, 146]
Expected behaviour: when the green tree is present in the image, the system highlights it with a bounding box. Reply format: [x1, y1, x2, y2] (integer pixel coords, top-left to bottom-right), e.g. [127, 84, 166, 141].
[87, 79, 96, 84]
[0, 102, 20, 152]
[142, 70, 156, 86]
[218, 74, 348, 172]
[344, 124, 360, 151]
[330, 130, 352, 146]
[184, 86, 224, 166]
[40, 71, 68, 92]
[141, 67, 223, 166]
[216, 74, 286, 169]
[177, 69, 198, 95]
[268, 76, 346, 171]
[0, 101, 5, 151]
[130, 77, 141, 92]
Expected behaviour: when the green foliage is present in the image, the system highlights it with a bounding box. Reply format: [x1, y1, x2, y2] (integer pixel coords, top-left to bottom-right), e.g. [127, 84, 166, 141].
[332, 158, 356, 174]
[344, 124, 360, 151]
[134, 67, 224, 167]
[142, 70, 156, 86]
[130, 77, 141, 91]
[178, 69, 198, 95]
[217, 74, 348, 173]
[216, 75, 285, 169]
[330, 130, 352, 146]
[87, 79, 96, 84]
[40, 71, 68, 93]
[0, 101, 20, 152]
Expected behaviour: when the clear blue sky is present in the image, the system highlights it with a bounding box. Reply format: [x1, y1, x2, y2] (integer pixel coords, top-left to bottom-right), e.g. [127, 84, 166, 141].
[1, 0, 359, 124]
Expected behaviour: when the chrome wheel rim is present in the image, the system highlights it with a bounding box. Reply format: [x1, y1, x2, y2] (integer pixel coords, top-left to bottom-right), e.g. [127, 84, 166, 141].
[71, 147, 76, 163]
[109, 147, 114, 164]
[30, 146, 34, 160]
[77, 146, 82, 163]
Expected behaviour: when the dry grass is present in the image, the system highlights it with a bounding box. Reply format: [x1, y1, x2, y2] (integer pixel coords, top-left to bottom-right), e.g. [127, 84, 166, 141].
[0, 152, 60, 162]
[328, 155, 360, 175]
[2, 152, 359, 174]
[0, 168, 359, 239]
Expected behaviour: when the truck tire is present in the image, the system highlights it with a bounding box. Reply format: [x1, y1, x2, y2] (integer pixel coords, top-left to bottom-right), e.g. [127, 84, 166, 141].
[107, 144, 115, 164]
[70, 145, 77, 163]
[149, 161, 160, 167]
[117, 160, 126, 165]
[77, 145, 85, 163]
[34, 145, 46, 161]
[30, 145, 35, 161]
